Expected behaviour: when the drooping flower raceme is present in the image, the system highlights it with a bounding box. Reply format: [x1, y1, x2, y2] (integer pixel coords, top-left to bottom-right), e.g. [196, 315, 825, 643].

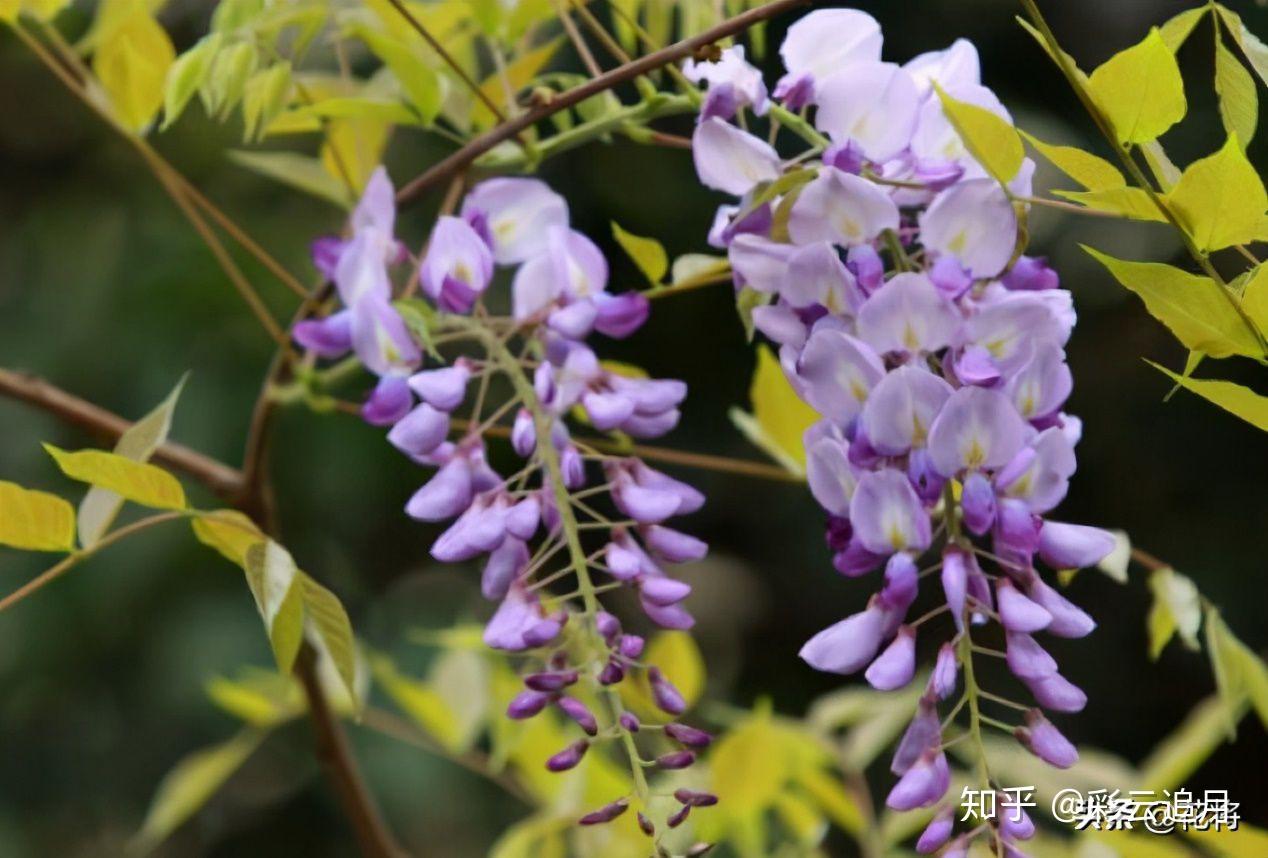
[294, 172, 714, 837]
[690, 9, 1112, 854]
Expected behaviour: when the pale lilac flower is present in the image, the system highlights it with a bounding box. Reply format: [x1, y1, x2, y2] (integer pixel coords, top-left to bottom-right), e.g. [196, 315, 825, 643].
[904, 39, 981, 97]
[850, 469, 932, 555]
[886, 749, 950, 810]
[1037, 521, 1116, 569]
[683, 45, 769, 119]
[460, 177, 568, 264]
[815, 62, 920, 163]
[857, 272, 961, 356]
[778, 8, 882, 100]
[1016, 709, 1078, 768]
[692, 117, 781, 195]
[797, 329, 886, 425]
[788, 167, 900, 246]
[927, 386, 1029, 477]
[916, 808, 955, 853]
[799, 602, 886, 674]
[866, 625, 917, 690]
[859, 365, 954, 456]
[919, 179, 1018, 277]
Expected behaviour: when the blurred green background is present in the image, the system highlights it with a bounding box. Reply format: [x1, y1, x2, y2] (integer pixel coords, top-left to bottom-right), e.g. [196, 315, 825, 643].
[2, 0, 1267, 854]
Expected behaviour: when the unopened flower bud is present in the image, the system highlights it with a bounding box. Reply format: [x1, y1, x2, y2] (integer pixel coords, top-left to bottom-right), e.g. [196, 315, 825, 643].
[598, 659, 625, 685]
[620, 712, 641, 732]
[524, 671, 578, 692]
[649, 667, 687, 715]
[545, 740, 589, 772]
[657, 750, 696, 770]
[674, 788, 719, 807]
[579, 798, 629, 825]
[618, 634, 645, 659]
[506, 690, 552, 720]
[664, 722, 713, 748]
[557, 696, 598, 735]
[1016, 709, 1078, 768]
[667, 805, 691, 828]
[637, 812, 655, 836]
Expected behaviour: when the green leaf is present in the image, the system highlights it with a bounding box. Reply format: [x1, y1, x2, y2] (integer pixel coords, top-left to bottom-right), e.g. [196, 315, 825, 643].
[729, 344, 818, 475]
[1166, 134, 1268, 251]
[243, 541, 305, 674]
[1088, 28, 1186, 145]
[0, 481, 75, 552]
[191, 510, 263, 567]
[44, 445, 186, 510]
[471, 37, 561, 129]
[227, 150, 351, 208]
[1052, 188, 1166, 222]
[1159, 6, 1207, 52]
[1205, 606, 1248, 739]
[1150, 362, 1268, 431]
[611, 221, 668, 284]
[298, 571, 357, 699]
[1242, 264, 1268, 332]
[202, 40, 258, 118]
[427, 646, 489, 753]
[352, 25, 443, 124]
[934, 83, 1023, 184]
[161, 34, 221, 130]
[1217, 4, 1268, 90]
[1146, 566, 1201, 660]
[78, 376, 185, 548]
[132, 729, 265, 853]
[1019, 130, 1125, 191]
[241, 61, 291, 142]
[394, 298, 441, 360]
[1216, 38, 1258, 147]
[205, 671, 303, 728]
[372, 657, 463, 751]
[1140, 694, 1246, 791]
[93, 1, 176, 132]
[1084, 248, 1260, 358]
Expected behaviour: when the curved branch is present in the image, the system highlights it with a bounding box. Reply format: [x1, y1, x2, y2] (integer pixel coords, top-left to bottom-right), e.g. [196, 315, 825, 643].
[395, 0, 811, 204]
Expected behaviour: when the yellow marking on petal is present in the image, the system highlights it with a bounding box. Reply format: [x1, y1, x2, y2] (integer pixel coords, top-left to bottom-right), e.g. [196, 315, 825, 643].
[948, 231, 968, 254]
[850, 380, 869, 402]
[903, 323, 921, 351]
[965, 438, 986, 469]
[454, 262, 472, 283]
[888, 525, 906, 551]
[837, 216, 862, 240]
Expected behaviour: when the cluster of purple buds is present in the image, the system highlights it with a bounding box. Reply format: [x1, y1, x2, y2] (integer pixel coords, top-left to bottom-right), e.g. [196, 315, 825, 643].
[688, 9, 1114, 855]
[295, 170, 716, 834]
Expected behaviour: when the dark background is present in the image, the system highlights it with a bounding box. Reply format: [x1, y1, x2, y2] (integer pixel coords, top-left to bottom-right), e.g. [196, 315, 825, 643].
[1, 0, 1266, 854]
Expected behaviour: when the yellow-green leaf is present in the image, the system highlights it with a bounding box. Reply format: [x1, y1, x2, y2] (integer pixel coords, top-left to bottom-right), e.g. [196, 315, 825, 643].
[202, 40, 258, 118]
[1218, 5, 1268, 90]
[228, 150, 351, 208]
[1020, 130, 1125, 192]
[372, 657, 464, 750]
[1166, 134, 1268, 251]
[709, 709, 789, 817]
[729, 345, 819, 475]
[352, 25, 444, 124]
[1052, 188, 1166, 222]
[934, 83, 1023, 184]
[1151, 363, 1268, 431]
[1205, 606, 1247, 739]
[1088, 28, 1186, 145]
[1085, 249, 1261, 358]
[205, 671, 303, 728]
[619, 631, 704, 720]
[471, 37, 561, 129]
[1216, 38, 1258, 147]
[0, 481, 75, 552]
[162, 34, 221, 130]
[243, 541, 305, 674]
[191, 510, 263, 567]
[241, 61, 291, 142]
[1242, 264, 1268, 332]
[1160, 6, 1208, 52]
[611, 221, 668, 284]
[45, 445, 186, 510]
[93, 2, 176, 132]
[299, 571, 357, 699]
[1139, 694, 1246, 791]
[132, 729, 265, 853]
[78, 376, 185, 548]
[1146, 566, 1201, 660]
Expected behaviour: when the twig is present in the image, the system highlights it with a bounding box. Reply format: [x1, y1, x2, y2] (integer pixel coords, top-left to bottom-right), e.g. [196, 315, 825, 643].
[553, 0, 604, 78]
[395, 0, 812, 204]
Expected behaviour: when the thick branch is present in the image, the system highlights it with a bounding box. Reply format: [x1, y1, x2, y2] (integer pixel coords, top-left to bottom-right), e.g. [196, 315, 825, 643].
[395, 0, 811, 203]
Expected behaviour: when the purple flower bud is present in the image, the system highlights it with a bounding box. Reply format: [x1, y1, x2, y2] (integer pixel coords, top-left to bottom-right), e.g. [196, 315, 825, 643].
[1016, 709, 1078, 769]
[1023, 670, 1087, 713]
[960, 472, 997, 536]
[362, 376, 414, 426]
[674, 788, 719, 807]
[557, 696, 599, 735]
[929, 254, 972, 299]
[879, 553, 919, 615]
[596, 611, 621, 642]
[579, 798, 629, 825]
[665, 722, 714, 748]
[773, 71, 814, 110]
[293, 311, 352, 358]
[800, 603, 885, 675]
[505, 496, 540, 541]
[482, 537, 528, 601]
[511, 408, 536, 457]
[598, 659, 625, 685]
[1000, 806, 1035, 840]
[916, 807, 954, 853]
[886, 750, 950, 810]
[848, 244, 885, 294]
[658, 750, 697, 770]
[620, 712, 641, 732]
[649, 667, 688, 715]
[995, 499, 1041, 556]
[594, 291, 650, 339]
[1003, 255, 1059, 291]
[407, 363, 471, 412]
[643, 525, 709, 562]
[865, 625, 917, 691]
[686, 843, 715, 857]
[996, 578, 1053, 633]
[942, 550, 969, 632]
[506, 690, 552, 719]
[525, 671, 578, 692]
[892, 697, 941, 775]
[832, 537, 885, 577]
[560, 444, 586, 489]
[310, 235, 345, 280]
[640, 597, 696, 630]
[618, 634, 645, 659]
[1005, 631, 1058, 680]
[522, 618, 564, 648]
[928, 643, 959, 700]
[667, 805, 691, 828]
[637, 812, 655, 836]
[545, 740, 589, 772]
[640, 576, 692, 606]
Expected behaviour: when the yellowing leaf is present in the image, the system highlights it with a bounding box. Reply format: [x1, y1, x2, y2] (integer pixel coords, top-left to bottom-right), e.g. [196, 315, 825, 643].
[619, 631, 704, 720]
[161, 34, 220, 130]
[320, 117, 390, 195]
[1085, 249, 1261, 359]
[1139, 693, 1246, 791]
[299, 571, 357, 700]
[1242, 264, 1268, 332]
[352, 25, 444, 124]
[202, 41, 258, 118]
[1020, 130, 1125, 192]
[729, 345, 819, 475]
[1052, 188, 1166, 222]
[611, 222, 668, 284]
[1151, 363, 1268, 431]
[228, 150, 351, 208]
[0, 481, 75, 552]
[78, 376, 185, 548]
[709, 709, 789, 817]
[132, 729, 265, 853]
[191, 510, 263, 567]
[1089, 28, 1186, 145]
[471, 37, 561, 129]
[243, 540, 305, 674]
[1146, 566, 1201, 660]
[1218, 5, 1268, 90]
[1167, 135, 1268, 251]
[45, 445, 186, 510]
[934, 83, 1023, 184]
[372, 657, 463, 750]
[241, 61, 291, 142]
[1216, 38, 1258, 147]
[93, 2, 176, 131]
[1159, 6, 1208, 52]
[205, 670, 303, 728]
[1205, 606, 1248, 739]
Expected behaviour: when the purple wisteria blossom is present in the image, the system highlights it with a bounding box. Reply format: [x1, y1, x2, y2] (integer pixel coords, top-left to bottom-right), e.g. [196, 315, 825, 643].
[293, 171, 711, 836]
[691, 9, 1112, 854]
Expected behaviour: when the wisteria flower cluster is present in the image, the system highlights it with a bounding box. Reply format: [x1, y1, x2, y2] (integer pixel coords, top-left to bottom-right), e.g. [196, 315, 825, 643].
[689, 9, 1114, 855]
[294, 168, 717, 837]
